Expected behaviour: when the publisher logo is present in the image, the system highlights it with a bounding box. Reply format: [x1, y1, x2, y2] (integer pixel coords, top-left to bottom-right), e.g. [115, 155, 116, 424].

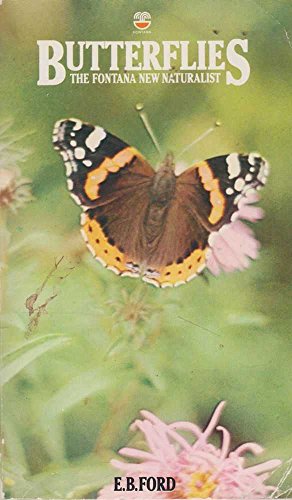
[133, 11, 151, 30]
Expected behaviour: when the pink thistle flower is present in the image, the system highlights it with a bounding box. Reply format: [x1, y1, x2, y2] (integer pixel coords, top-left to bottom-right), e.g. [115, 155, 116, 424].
[0, 118, 32, 213]
[98, 402, 281, 499]
[0, 167, 32, 212]
[206, 191, 265, 276]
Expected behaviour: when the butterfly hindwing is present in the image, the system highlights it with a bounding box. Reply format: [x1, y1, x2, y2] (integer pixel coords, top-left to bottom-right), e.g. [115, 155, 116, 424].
[80, 212, 139, 277]
[139, 195, 209, 287]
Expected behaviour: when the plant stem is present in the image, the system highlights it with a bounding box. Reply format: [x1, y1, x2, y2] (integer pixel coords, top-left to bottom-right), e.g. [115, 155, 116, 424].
[94, 380, 139, 453]
[0, 208, 10, 313]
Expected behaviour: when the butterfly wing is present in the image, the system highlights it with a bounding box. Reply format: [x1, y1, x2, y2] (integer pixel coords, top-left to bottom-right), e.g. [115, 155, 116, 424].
[142, 153, 269, 287]
[53, 118, 155, 277]
[53, 118, 154, 206]
[142, 197, 209, 287]
[177, 153, 269, 231]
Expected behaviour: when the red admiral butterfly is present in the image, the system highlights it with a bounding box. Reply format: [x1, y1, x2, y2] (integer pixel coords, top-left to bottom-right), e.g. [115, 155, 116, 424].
[53, 118, 268, 287]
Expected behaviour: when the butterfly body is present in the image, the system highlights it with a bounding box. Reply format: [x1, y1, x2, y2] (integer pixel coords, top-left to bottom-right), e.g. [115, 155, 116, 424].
[149, 154, 176, 201]
[53, 118, 269, 287]
[144, 156, 176, 254]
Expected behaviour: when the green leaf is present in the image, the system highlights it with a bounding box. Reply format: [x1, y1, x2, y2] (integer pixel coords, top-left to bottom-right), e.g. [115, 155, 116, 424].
[227, 312, 269, 327]
[2, 461, 32, 498]
[135, 352, 165, 391]
[0, 312, 26, 331]
[3, 419, 29, 470]
[7, 454, 114, 499]
[40, 417, 67, 462]
[40, 368, 117, 423]
[9, 232, 56, 254]
[1, 334, 70, 386]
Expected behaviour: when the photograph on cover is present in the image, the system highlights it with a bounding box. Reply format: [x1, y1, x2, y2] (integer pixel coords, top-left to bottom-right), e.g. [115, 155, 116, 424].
[0, 1, 291, 499]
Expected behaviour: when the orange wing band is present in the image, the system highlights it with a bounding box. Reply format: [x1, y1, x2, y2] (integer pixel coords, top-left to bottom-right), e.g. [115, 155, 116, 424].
[143, 247, 208, 288]
[81, 214, 129, 274]
[197, 161, 225, 225]
[84, 147, 138, 201]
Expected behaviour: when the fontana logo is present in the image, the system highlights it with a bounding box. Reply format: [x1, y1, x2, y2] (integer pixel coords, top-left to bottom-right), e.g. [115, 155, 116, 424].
[133, 12, 151, 30]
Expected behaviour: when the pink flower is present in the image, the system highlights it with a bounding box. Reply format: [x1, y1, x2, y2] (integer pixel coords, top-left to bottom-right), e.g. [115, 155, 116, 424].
[98, 402, 281, 499]
[206, 191, 264, 276]
[0, 167, 32, 212]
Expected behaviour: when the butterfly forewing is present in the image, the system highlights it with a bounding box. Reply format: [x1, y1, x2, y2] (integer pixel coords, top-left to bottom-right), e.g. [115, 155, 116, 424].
[177, 153, 268, 232]
[53, 118, 154, 208]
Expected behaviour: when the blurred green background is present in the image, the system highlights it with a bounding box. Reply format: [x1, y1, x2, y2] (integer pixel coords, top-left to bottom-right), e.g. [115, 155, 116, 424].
[1, 0, 291, 497]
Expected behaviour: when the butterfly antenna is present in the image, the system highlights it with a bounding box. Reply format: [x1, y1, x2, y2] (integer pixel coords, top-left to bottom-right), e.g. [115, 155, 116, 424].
[176, 121, 221, 159]
[135, 103, 162, 155]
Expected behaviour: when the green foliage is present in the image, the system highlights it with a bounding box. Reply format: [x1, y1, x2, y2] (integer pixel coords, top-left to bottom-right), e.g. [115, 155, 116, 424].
[1, 335, 70, 387]
[0, 0, 291, 498]
[3, 455, 114, 499]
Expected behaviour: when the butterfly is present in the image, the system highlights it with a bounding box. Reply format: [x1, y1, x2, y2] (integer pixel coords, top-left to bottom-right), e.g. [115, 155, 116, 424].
[53, 118, 268, 288]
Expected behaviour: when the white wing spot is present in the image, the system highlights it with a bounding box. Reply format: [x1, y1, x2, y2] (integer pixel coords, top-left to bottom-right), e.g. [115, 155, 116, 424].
[226, 153, 241, 179]
[234, 194, 242, 204]
[226, 187, 234, 195]
[87, 243, 95, 256]
[74, 147, 86, 160]
[65, 162, 72, 176]
[96, 256, 106, 267]
[80, 213, 87, 225]
[256, 159, 269, 185]
[234, 178, 245, 191]
[80, 228, 88, 242]
[174, 280, 186, 287]
[197, 263, 206, 274]
[142, 276, 160, 287]
[161, 282, 173, 288]
[144, 269, 160, 278]
[83, 159, 92, 167]
[248, 152, 260, 166]
[121, 271, 140, 278]
[60, 151, 68, 161]
[70, 193, 81, 205]
[72, 119, 83, 131]
[70, 140, 77, 147]
[85, 127, 106, 152]
[186, 273, 197, 282]
[107, 266, 120, 275]
[126, 262, 140, 272]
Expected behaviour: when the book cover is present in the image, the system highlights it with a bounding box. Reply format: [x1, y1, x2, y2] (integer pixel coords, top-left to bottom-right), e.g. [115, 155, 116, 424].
[0, 1, 291, 499]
